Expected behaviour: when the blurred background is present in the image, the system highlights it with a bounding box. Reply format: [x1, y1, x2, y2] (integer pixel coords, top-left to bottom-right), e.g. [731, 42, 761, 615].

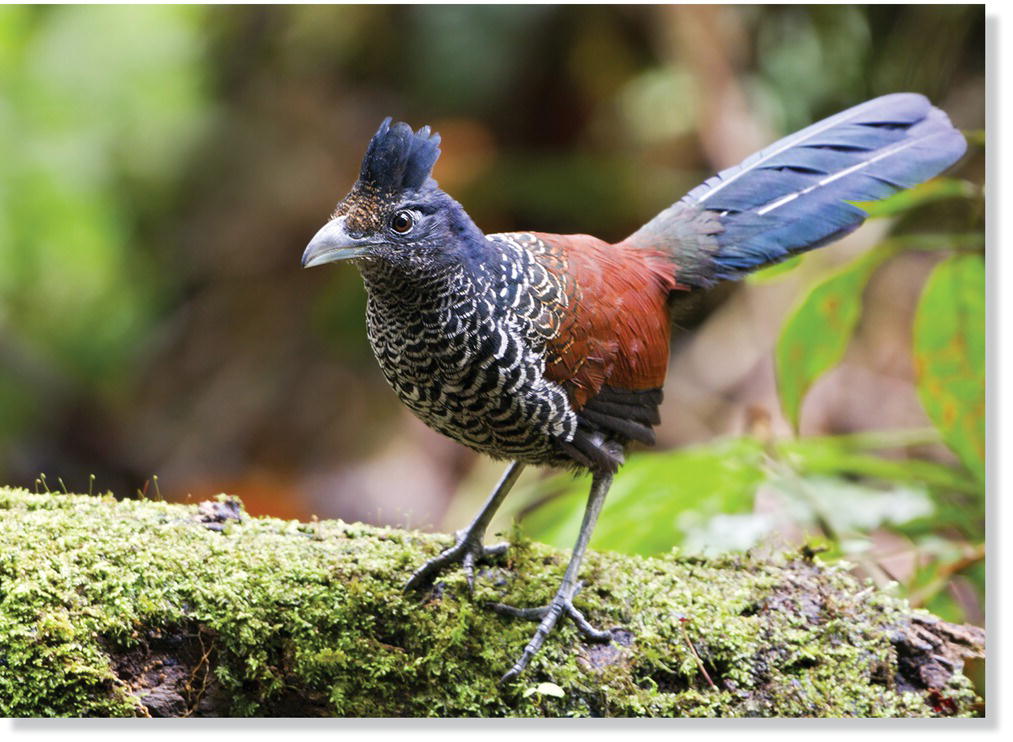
[0, 2, 985, 683]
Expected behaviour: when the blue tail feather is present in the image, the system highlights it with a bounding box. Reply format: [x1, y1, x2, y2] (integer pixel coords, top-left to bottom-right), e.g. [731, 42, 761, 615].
[627, 94, 967, 287]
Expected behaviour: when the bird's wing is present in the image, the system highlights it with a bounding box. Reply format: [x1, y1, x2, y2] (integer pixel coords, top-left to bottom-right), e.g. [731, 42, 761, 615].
[527, 232, 676, 409]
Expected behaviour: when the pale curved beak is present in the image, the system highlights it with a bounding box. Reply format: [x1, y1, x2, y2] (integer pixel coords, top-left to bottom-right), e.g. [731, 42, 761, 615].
[301, 216, 371, 268]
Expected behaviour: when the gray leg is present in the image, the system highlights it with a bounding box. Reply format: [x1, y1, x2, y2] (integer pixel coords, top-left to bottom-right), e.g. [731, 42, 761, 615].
[493, 469, 615, 683]
[405, 461, 525, 592]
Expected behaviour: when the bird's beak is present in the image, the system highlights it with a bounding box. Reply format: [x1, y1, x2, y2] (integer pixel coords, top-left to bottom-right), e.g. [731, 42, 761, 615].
[301, 216, 371, 268]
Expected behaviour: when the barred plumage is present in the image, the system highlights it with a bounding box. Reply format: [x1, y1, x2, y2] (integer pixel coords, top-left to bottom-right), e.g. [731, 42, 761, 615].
[359, 232, 580, 467]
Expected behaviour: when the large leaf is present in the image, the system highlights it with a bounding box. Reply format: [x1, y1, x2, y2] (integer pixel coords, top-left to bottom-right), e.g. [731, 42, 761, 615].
[518, 438, 766, 556]
[776, 433, 980, 496]
[913, 254, 986, 482]
[775, 247, 896, 429]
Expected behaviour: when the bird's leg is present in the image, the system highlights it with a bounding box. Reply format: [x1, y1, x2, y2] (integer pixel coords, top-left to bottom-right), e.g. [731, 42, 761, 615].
[491, 468, 615, 683]
[405, 461, 525, 593]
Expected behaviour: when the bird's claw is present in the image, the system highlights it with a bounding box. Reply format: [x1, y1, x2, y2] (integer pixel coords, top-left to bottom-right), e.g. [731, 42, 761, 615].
[405, 530, 508, 593]
[490, 581, 612, 684]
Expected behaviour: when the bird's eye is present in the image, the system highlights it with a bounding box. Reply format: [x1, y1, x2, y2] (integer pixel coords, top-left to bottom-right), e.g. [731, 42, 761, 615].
[390, 210, 415, 234]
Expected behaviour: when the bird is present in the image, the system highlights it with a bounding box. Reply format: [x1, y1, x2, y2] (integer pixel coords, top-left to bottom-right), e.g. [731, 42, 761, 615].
[301, 93, 966, 682]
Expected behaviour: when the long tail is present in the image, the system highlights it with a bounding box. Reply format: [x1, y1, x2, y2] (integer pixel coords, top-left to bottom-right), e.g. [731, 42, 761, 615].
[625, 93, 967, 288]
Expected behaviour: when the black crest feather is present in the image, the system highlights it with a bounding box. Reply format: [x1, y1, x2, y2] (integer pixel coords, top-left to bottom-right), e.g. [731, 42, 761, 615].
[359, 117, 441, 193]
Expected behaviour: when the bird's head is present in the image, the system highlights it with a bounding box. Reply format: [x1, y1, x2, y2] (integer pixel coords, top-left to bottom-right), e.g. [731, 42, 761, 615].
[302, 118, 483, 271]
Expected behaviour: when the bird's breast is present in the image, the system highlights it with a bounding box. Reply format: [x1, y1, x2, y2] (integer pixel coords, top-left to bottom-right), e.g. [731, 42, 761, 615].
[358, 257, 577, 464]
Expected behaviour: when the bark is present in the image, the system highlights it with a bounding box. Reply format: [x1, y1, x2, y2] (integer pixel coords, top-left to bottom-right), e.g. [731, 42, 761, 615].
[0, 487, 984, 717]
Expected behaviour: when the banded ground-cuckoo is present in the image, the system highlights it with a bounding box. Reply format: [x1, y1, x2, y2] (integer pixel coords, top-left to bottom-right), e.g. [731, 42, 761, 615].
[301, 94, 966, 681]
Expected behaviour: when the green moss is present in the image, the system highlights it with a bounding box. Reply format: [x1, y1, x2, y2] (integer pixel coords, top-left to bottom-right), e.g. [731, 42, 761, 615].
[0, 487, 982, 717]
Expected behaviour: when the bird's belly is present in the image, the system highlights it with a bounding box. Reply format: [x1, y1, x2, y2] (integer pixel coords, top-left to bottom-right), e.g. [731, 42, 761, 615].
[365, 302, 575, 464]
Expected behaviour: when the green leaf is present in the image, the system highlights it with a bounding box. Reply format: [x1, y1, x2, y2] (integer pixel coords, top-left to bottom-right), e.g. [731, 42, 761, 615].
[774, 432, 983, 536]
[519, 438, 766, 556]
[857, 178, 981, 218]
[775, 246, 896, 430]
[776, 433, 981, 495]
[913, 254, 986, 482]
[747, 254, 804, 284]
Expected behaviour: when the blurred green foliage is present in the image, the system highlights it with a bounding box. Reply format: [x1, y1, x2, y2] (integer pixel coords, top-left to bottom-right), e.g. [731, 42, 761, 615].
[0, 5, 208, 449]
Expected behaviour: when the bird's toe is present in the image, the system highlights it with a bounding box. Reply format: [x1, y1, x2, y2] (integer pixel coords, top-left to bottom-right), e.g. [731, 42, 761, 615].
[405, 530, 509, 593]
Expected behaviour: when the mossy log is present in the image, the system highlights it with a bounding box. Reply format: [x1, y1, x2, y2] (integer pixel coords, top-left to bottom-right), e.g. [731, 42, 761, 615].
[0, 486, 983, 717]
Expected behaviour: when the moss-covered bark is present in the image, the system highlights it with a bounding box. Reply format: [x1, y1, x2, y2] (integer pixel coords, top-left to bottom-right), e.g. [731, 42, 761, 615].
[0, 486, 983, 717]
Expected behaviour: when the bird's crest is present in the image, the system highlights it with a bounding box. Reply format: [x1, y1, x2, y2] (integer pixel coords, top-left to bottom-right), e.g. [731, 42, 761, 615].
[358, 117, 441, 194]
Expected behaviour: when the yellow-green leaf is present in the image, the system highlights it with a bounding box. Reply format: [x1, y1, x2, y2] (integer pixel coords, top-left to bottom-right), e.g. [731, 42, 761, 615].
[747, 254, 804, 284]
[775, 247, 896, 430]
[913, 254, 985, 482]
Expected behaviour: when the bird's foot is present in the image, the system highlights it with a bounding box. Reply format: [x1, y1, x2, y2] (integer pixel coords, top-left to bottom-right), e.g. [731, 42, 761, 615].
[405, 529, 509, 593]
[489, 581, 612, 683]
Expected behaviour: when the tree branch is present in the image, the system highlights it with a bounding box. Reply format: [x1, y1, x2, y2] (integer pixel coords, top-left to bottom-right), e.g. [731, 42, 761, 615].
[0, 487, 983, 717]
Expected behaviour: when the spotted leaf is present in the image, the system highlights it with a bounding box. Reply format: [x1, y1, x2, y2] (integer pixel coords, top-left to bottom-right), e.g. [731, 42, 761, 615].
[913, 254, 985, 482]
[775, 247, 896, 430]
